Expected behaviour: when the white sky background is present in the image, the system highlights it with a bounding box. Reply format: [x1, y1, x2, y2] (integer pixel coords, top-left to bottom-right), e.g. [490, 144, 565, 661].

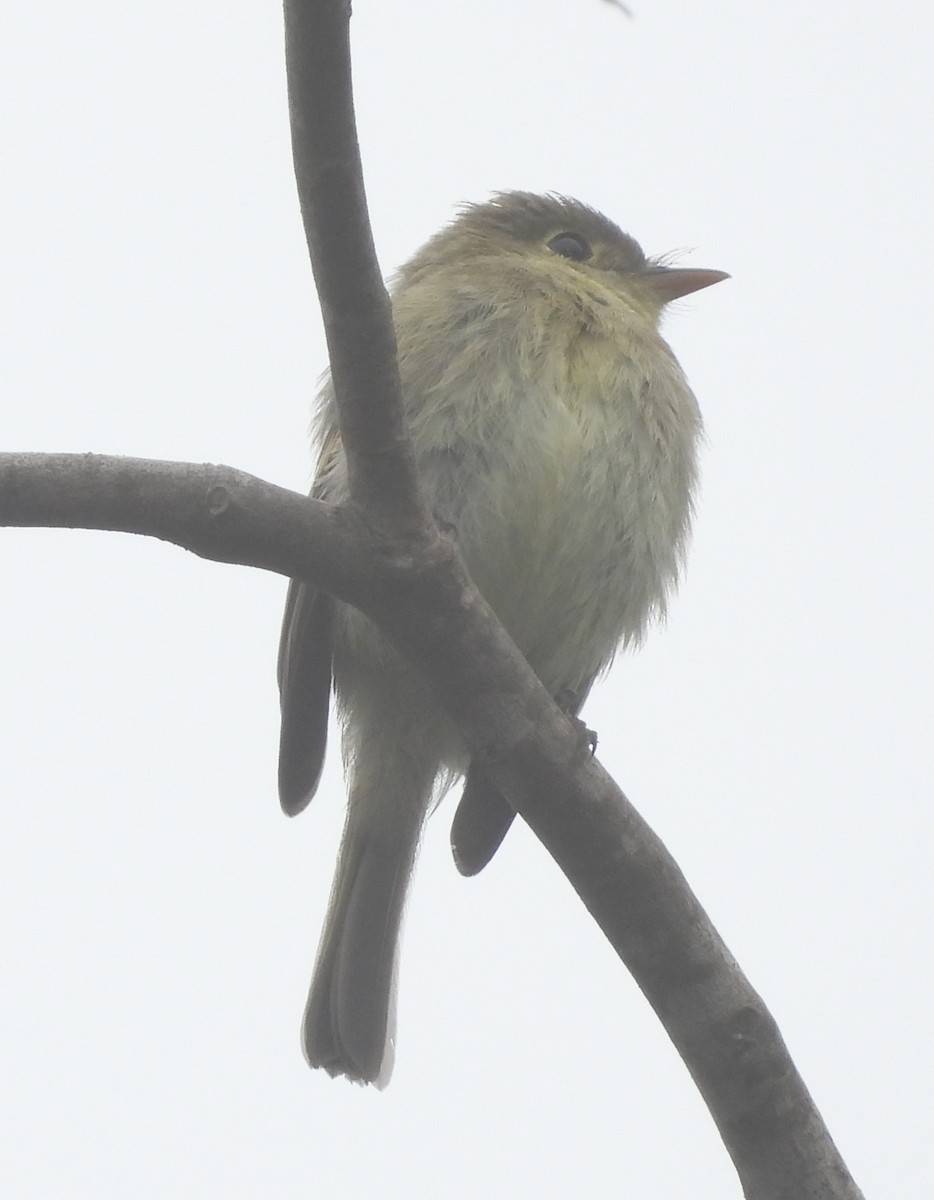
[2, 1, 932, 1196]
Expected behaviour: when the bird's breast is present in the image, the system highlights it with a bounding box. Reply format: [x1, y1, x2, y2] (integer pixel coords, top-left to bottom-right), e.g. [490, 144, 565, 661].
[411, 338, 700, 693]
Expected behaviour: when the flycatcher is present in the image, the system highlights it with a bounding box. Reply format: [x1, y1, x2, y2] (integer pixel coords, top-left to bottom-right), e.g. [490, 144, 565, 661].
[277, 191, 727, 1085]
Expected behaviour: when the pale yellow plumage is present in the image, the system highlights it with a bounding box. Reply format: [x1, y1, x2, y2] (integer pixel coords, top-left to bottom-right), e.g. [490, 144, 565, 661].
[278, 192, 726, 1084]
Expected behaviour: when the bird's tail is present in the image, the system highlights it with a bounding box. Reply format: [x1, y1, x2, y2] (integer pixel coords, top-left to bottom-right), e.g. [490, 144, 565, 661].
[302, 727, 438, 1086]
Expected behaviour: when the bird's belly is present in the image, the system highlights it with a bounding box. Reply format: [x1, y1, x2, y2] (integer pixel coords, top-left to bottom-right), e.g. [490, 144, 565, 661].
[418, 405, 683, 696]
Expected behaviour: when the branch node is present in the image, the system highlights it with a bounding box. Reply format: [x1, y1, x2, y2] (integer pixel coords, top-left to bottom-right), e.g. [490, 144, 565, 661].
[206, 485, 233, 517]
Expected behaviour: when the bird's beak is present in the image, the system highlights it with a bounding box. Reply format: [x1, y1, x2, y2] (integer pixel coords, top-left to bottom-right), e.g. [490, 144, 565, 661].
[638, 265, 730, 303]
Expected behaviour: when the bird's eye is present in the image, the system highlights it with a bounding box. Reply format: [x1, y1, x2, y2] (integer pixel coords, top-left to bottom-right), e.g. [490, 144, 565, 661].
[547, 232, 592, 262]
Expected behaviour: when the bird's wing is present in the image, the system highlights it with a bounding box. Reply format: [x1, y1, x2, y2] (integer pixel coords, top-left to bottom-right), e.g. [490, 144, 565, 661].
[277, 426, 342, 816]
[277, 579, 335, 816]
[450, 765, 517, 877]
[450, 682, 594, 875]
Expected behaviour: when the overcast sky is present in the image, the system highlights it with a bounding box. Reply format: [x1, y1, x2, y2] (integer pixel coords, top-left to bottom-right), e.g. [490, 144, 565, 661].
[3, 2, 932, 1196]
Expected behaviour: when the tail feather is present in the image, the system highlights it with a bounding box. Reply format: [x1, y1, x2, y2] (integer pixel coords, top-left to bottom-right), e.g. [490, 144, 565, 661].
[302, 754, 434, 1085]
[303, 830, 413, 1085]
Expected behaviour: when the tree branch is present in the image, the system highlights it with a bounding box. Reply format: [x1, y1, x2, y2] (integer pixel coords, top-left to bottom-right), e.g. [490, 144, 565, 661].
[283, 0, 425, 530]
[0, 0, 866, 1196]
[0, 445, 863, 1199]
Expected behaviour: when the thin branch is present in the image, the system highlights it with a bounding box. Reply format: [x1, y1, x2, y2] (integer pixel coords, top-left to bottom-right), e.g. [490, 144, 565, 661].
[0, 1, 866, 1196]
[283, 0, 425, 530]
[0, 447, 863, 1200]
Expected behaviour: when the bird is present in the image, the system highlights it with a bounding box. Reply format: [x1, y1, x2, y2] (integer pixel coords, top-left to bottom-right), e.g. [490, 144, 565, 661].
[277, 191, 727, 1085]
